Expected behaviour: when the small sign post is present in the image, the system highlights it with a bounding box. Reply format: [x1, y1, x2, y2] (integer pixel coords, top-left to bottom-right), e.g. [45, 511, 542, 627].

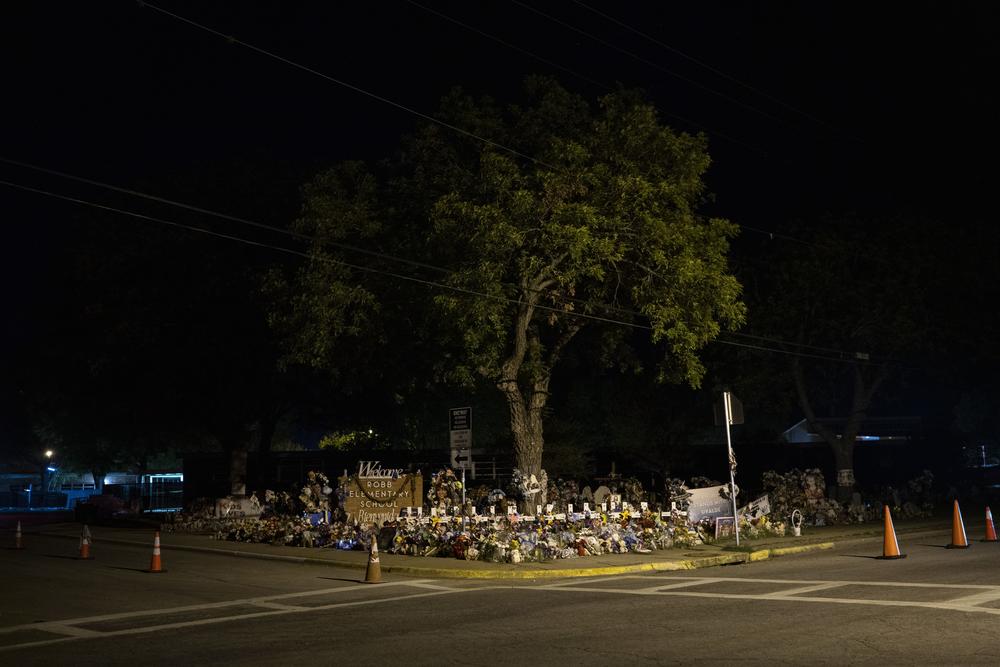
[449, 407, 472, 531]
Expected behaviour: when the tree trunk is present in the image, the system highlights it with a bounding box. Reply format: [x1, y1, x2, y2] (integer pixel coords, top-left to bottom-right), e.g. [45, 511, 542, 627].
[256, 414, 279, 454]
[229, 447, 248, 497]
[91, 467, 105, 495]
[492, 284, 581, 514]
[500, 380, 548, 514]
[793, 357, 889, 504]
[830, 439, 856, 503]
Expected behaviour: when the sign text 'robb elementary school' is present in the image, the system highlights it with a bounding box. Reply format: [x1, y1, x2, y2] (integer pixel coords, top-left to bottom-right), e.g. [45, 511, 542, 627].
[340, 461, 422, 525]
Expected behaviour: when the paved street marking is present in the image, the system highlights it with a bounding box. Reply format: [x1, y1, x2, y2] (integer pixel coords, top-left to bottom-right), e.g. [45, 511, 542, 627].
[649, 578, 727, 592]
[0, 580, 461, 653]
[0, 579, 437, 634]
[939, 589, 1000, 607]
[38, 624, 102, 638]
[404, 581, 462, 591]
[539, 577, 727, 595]
[525, 575, 1000, 615]
[250, 601, 307, 611]
[759, 582, 845, 597]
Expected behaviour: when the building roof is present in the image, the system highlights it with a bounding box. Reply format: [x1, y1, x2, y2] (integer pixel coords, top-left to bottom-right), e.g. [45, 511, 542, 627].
[782, 417, 921, 445]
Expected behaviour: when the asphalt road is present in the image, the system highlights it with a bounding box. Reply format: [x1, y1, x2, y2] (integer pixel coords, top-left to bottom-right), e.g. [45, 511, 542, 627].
[2, 530, 999, 665]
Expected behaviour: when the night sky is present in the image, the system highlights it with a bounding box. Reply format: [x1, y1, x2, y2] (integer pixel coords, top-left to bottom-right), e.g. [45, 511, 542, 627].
[3, 2, 999, 458]
[5, 2, 998, 219]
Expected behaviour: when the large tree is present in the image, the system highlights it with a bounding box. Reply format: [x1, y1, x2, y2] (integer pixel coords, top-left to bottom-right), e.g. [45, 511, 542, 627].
[740, 216, 933, 499]
[276, 78, 745, 495]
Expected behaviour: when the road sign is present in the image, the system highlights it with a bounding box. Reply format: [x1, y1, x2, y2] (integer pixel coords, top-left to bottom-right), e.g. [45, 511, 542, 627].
[449, 407, 471, 431]
[449, 407, 472, 469]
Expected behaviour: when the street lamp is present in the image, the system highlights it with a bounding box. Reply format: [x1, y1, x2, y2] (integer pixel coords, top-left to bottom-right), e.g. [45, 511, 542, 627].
[41, 450, 55, 497]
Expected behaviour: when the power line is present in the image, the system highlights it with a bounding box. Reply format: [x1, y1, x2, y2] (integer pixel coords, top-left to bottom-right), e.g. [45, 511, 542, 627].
[2, 154, 864, 268]
[136, 1, 559, 173]
[570, 0, 854, 139]
[0, 178, 660, 330]
[1, 177, 894, 366]
[404, 0, 770, 157]
[405, 0, 608, 92]
[726, 332, 866, 357]
[2, 156, 891, 358]
[509, 0, 786, 124]
[130, 4, 884, 263]
[0, 156, 841, 336]
[0, 156, 452, 277]
[129, 6, 860, 254]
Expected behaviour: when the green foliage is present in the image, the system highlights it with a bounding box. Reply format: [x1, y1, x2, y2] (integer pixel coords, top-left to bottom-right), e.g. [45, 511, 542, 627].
[424, 79, 745, 388]
[270, 77, 745, 468]
[318, 429, 380, 452]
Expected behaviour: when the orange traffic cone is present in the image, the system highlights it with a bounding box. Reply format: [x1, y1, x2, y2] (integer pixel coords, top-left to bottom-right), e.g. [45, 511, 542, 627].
[984, 507, 998, 543]
[14, 520, 24, 550]
[77, 524, 93, 560]
[876, 505, 906, 559]
[146, 530, 165, 573]
[363, 534, 382, 584]
[946, 499, 970, 549]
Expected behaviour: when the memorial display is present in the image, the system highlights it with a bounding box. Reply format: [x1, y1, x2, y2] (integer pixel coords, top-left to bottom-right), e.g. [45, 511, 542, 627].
[166, 464, 937, 562]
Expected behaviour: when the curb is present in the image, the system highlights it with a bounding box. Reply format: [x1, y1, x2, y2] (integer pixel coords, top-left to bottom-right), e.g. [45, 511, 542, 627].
[34, 530, 836, 579]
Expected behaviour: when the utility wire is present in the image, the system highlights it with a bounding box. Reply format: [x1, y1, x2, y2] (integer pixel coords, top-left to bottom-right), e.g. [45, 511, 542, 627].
[0, 156, 451, 277]
[570, 0, 854, 138]
[2, 156, 893, 359]
[404, 0, 769, 157]
[3, 155, 871, 347]
[509, 0, 785, 124]
[136, 1, 560, 172]
[1, 177, 895, 366]
[405, 0, 608, 92]
[1, 154, 866, 271]
[0, 178, 667, 330]
[131, 3, 878, 262]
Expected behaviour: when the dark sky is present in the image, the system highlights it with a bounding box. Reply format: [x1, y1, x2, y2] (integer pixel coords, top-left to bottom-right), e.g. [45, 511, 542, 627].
[3, 0, 998, 358]
[4, 2, 998, 217]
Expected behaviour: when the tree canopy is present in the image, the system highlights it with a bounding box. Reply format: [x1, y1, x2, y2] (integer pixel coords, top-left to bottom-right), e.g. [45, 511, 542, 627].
[271, 77, 745, 491]
[737, 215, 937, 496]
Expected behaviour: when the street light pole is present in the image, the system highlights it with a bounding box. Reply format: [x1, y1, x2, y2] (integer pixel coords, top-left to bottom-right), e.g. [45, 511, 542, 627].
[41, 450, 54, 499]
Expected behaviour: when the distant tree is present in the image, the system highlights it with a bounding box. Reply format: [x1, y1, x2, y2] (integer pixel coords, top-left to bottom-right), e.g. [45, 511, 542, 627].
[14, 201, 292, 492]
[742, 216, 932, 499]
[272, 77, 744, 505]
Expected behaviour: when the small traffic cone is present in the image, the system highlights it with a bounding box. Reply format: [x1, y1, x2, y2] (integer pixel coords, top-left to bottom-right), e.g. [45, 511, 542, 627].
[146, 531, 165, 573]
[13, 521, 24, 550]
[363, 534, 382, 584]
[77, 524, 94, 560]
[983, 507, 998, 543]
[876, 505, 906, 559]
[946, 499, 970, 549]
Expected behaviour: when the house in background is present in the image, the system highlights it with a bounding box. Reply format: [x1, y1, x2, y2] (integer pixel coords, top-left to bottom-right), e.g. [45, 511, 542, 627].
[782, 416, 921, 446]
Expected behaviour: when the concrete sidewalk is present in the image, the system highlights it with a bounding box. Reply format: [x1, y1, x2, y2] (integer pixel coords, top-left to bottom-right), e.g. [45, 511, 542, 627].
[22, 515, 965, 579]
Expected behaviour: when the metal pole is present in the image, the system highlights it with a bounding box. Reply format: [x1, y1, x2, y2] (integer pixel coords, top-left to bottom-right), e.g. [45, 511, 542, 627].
[461, 450, 467, 533]
[724, 391, 741, 546]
